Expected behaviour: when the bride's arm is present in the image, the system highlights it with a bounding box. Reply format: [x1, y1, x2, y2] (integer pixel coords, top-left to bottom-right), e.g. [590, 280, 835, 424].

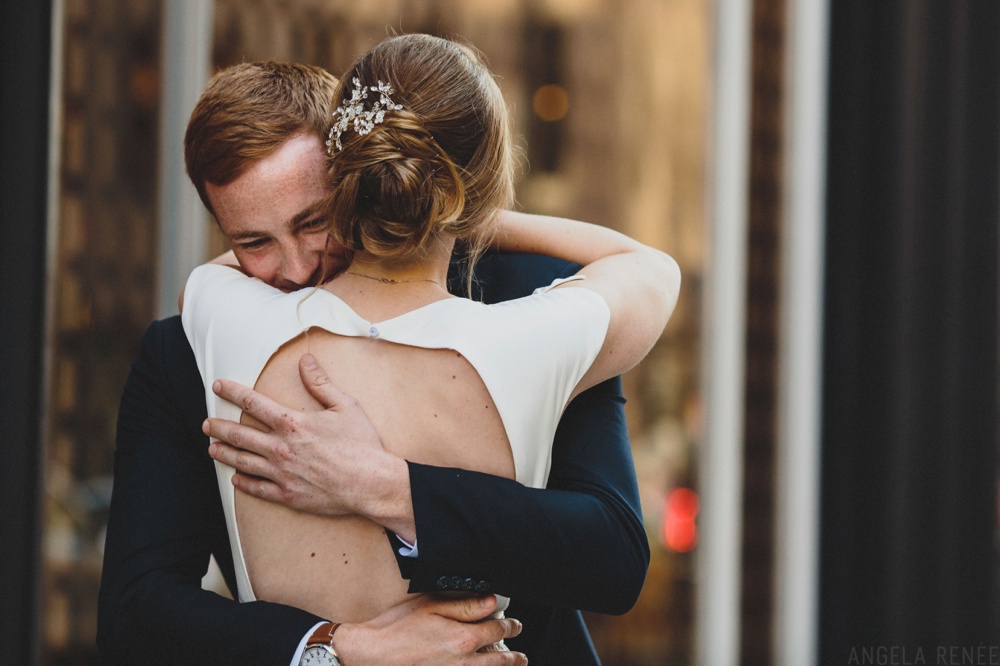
[492, 210, 681, 397]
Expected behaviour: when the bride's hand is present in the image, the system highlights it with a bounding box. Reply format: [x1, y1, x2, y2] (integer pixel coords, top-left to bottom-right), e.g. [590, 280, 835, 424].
[334, 595, 527, 666]
[203, 353, 418, 540]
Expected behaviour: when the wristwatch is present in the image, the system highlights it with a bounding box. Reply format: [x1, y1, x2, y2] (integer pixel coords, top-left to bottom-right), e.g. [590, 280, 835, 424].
[300, 622, 343, 666]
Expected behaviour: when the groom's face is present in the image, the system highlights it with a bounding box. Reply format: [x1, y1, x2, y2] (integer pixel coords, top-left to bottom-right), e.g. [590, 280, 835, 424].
[205, 133, 349, 291]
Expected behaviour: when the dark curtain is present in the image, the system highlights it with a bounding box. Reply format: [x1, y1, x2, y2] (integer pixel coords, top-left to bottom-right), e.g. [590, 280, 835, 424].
[821, 0, 999, 663]
[0, 1, 52, 664]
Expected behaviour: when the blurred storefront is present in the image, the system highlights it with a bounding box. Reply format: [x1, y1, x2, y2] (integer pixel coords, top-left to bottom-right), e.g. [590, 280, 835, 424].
[42, 1, 162, 659]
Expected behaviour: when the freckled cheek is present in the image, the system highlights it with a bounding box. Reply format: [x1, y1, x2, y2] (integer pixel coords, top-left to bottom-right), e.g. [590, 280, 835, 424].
[305, 231, 331, 253]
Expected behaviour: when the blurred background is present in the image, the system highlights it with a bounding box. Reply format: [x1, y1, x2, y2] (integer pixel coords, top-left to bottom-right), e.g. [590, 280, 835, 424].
[1, 1, 996, 665]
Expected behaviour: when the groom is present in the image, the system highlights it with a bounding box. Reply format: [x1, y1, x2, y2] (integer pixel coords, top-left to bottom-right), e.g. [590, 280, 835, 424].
[98, 61, 648, 665]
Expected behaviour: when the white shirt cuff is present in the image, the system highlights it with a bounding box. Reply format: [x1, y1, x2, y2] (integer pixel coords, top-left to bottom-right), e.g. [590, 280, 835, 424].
[396, 534, 418, 558]
[291, 621, 328, 666]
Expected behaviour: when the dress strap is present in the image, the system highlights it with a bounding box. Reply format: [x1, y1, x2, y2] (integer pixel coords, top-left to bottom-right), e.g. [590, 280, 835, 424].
[532, 274, 586, 294]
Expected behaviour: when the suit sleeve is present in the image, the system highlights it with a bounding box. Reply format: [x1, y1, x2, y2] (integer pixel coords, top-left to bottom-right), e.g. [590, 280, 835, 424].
[97, 318, 321, 665]
[396, 253, 650, 615]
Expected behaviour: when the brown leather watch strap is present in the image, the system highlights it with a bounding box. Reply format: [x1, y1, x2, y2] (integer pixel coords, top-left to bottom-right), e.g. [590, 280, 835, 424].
[306, 621, 342, 648]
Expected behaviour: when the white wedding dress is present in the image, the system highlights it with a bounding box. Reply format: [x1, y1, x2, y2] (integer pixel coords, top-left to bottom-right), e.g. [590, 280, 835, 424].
[181, 263, 610, 613]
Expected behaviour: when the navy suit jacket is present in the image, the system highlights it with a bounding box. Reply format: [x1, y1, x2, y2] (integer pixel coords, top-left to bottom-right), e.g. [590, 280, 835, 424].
[97, 253, 649, 665]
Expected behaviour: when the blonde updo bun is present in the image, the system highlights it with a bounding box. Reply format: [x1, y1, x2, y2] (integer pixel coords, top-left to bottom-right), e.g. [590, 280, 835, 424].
[325, 34, 514, 262]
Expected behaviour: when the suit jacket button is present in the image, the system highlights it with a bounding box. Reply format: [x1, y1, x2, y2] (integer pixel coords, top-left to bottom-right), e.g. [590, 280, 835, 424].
[436, 576, 450, 590]
[450, 576, 463, 589]
[461, 577, 475, 591]
[474, 580, 491, 593]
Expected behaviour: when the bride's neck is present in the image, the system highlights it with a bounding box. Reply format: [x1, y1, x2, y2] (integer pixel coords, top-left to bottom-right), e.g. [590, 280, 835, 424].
[329, 240, 455, 321]
[346, 238, 454, 285]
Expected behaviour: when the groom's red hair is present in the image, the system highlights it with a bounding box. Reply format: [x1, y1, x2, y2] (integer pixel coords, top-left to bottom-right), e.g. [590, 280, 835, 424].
[184, 61, 338, 217]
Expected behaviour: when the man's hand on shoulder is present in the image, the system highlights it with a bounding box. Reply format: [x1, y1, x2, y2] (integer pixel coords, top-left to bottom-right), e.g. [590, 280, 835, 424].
[203, 354, 417, 541]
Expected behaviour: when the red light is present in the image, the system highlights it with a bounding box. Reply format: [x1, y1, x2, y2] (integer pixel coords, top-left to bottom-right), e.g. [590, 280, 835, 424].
[662, 488, 699, 552]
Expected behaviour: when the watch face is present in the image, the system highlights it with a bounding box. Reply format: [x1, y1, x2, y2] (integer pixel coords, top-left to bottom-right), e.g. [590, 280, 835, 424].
[302, 646, 340, 666]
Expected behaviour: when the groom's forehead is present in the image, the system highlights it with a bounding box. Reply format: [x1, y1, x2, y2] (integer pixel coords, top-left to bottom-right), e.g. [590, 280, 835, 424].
[207, 134, 329, 234]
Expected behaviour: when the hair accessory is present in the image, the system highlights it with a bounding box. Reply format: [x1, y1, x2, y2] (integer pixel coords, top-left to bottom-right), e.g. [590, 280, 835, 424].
[326, 77, 404, 155]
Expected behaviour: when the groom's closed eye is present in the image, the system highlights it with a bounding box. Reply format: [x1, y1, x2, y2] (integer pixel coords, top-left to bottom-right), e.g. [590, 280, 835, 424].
[234, 236, 271, 252]
[296, 216, 327, 233]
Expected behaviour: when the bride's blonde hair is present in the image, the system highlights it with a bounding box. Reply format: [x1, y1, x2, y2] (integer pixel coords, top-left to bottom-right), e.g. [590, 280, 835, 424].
[324, 34, 514, 286]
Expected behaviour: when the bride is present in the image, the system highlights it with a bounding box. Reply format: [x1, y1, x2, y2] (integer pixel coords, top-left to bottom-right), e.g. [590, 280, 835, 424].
[182, 31, 679, 646]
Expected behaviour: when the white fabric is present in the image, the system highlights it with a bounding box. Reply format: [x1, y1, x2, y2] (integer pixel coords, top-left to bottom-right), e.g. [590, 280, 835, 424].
[291, 622, 327, 666]
[395, 535, 418, 558]
[181, 263, 610, 605]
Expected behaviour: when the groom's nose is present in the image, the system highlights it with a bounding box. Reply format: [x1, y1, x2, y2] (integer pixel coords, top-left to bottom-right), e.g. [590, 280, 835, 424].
[279, 248, 322, 289]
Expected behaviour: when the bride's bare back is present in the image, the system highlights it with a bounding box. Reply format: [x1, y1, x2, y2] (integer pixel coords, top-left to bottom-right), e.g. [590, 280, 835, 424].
[235, 315, 514, 623]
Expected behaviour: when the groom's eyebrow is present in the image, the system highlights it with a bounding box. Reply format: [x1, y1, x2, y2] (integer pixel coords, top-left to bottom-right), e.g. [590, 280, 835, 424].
[291, 202, 326, 225]
[227, 229, 267, 241]
[227, 203, 327, 241]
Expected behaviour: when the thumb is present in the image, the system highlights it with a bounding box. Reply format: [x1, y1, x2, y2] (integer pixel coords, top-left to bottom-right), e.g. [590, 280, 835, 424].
[299, 353, 349, 409]
[430, 595, 498, 623]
